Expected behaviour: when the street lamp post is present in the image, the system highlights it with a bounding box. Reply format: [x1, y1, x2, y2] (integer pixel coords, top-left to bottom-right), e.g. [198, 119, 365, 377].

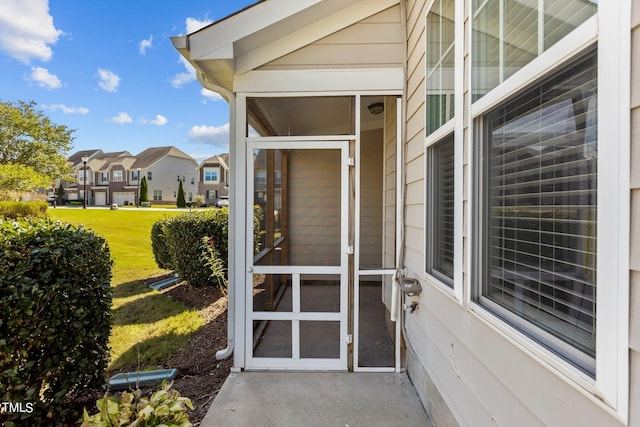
[81, 153, 89, 209]
[136, 168, 141, 207]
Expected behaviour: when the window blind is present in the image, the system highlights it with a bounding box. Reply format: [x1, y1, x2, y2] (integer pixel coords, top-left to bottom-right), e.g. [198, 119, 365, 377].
[482, 52, 597, 365]
[431, 135, 455, 283]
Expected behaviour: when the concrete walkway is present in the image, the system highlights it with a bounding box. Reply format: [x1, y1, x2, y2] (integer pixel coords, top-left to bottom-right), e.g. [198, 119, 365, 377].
[200, 372, 431, 427]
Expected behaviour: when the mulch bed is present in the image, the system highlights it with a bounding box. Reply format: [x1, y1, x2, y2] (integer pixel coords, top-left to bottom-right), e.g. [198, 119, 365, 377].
[160, 281, 232, 425]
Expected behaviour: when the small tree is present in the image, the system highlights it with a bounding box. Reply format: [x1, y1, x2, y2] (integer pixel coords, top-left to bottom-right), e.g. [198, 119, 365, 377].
[138, 176, 149, 203]
[176, 180, 186, 208]
[55, 183, 66, 204]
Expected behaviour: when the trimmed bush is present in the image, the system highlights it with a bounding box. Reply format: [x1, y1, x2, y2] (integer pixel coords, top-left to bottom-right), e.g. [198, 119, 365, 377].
[0, 201, 47, 219]
[150, 217, 174, 270]
[163, 209, 228, 288]
[0, 218, 113, 424]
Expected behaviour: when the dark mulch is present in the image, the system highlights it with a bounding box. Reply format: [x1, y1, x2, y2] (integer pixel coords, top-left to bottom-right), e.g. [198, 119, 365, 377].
[160, 281, 231, 424]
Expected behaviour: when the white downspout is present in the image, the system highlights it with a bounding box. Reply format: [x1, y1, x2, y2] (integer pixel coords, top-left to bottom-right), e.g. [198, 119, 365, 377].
[196, 73, 237, 361]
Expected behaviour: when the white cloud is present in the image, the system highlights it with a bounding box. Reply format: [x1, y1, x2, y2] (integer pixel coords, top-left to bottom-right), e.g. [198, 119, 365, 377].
[201, 88, 224, 102]
[111, 112, 132, 124]
[28, 66, 61, 89]
[0, 0, 63, 63]
[188, 123, 229, 147]
[170, 17, 213, 88]
[47, 104, 89, 114]
[138, 35, 152, 55]
[170, 56, 195, 88]
[144, 114, 168, 126]
[185, 17, 213, 34]
[97, 68, 120, 92]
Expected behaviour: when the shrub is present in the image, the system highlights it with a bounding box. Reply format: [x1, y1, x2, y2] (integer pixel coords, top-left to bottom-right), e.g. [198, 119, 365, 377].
[80, 381, 194, 427]
[0, 218, 113, 424]
[176, 181, 186, 208]
[150, 217, 175, 270]
[139, 176, 149, 203]
[163, 209, 228, 288]
[0, 201, 47, 219]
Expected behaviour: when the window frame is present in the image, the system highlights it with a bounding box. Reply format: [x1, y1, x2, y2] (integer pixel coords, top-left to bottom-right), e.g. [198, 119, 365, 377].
[204, 167, 220, 183]
[426, 132, 455, 288]
[424, 0, 464, 301]
[468, 7, 630, 416]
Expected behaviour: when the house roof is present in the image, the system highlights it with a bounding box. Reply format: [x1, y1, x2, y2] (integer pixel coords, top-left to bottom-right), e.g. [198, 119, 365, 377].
[132, 146, 198, 169]
[171, 0, 401, 93]
[68, 149, 102, 166]
[198, 153, 230, 170]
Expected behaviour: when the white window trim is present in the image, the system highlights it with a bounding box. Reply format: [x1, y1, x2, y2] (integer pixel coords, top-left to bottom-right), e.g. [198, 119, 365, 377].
[204, 167, 220, 183]
[423, 0, 464, 303]
[466, 7, 630, 418]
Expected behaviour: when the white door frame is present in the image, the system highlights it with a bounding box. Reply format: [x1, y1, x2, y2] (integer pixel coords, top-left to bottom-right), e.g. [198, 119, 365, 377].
[245, 139, 350, 370]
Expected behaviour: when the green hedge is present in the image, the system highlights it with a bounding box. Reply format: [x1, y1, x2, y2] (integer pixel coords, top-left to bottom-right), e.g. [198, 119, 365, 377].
[163, 209, 228, 288]
[0, 218, 113, 425]
[150, 217, 174, 270]
[0, 201, 48, 219]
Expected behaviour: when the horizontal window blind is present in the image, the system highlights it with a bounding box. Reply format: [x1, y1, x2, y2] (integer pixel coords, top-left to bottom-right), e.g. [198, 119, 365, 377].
[430, 135, 455, 283]
[482, 51, 597, 369]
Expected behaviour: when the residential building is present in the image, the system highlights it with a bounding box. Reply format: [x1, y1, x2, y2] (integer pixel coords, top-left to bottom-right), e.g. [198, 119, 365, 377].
[197, 153, 230, 206]
[173, 1, 638, 425]
[65, 146, 199, 206]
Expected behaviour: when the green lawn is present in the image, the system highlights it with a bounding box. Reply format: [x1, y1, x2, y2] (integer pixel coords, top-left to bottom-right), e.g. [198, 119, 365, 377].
[47, 208, 204, 372]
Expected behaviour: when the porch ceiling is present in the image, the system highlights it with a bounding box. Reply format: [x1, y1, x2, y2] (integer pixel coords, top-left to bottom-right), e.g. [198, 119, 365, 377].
[171, 0, 401, 93]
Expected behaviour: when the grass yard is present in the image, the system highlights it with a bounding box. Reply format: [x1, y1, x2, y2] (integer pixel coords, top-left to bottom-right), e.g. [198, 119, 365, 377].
[47, 207, 203, 372]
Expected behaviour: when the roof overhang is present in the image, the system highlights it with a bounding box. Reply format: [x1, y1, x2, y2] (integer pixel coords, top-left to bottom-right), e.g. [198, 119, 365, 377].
[171, 0, 401, 94]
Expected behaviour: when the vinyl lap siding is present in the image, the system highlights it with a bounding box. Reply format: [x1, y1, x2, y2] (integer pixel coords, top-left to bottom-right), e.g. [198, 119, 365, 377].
[629, 1, 640, 424]
[260, 6, 403, 70]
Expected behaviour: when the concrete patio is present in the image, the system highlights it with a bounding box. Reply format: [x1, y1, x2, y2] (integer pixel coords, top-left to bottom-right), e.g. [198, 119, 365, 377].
[200, 371, 431, 427]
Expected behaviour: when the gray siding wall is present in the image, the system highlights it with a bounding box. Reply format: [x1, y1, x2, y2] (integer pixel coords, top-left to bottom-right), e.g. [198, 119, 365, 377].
[630, 0, 640, 424]
[403, 0, 632, 425]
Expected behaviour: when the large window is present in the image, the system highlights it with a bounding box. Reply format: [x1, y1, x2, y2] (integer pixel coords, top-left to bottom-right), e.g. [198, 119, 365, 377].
[426, 0, 455, 135]
[427, 134, 455, 286]
[472, 0, 596, 101]
[112, 170, 123, 182]
[153, 190, 162, 201]
[478, 51, 597, 375]
[204, 168, 219, 182]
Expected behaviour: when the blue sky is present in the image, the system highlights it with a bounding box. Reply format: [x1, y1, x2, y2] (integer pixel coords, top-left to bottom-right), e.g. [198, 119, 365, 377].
[0, 0, 257, 162]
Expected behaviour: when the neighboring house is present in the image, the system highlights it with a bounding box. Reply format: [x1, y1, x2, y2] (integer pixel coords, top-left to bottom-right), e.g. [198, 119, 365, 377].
[173, 1, 638, 426]
[65, 146, 199, 206]
[197, 153, 230, 206]
[131, 146, 199, 206]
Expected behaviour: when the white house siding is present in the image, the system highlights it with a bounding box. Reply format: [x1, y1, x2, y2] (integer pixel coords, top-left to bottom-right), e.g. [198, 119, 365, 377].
[360, 129, 384, 270]
[383, 96, 398, 310]
[403, 0, 629, 426]
[147, 157, 198, 205]
[630, 0, 640, 424]
[260, 6, 402, 71]
[287, 149, 341, 266]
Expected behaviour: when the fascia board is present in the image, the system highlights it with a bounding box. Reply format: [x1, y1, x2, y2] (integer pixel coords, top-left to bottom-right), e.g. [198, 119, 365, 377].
[187, 0, 324, 61]
[234, 68, 403, 92]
